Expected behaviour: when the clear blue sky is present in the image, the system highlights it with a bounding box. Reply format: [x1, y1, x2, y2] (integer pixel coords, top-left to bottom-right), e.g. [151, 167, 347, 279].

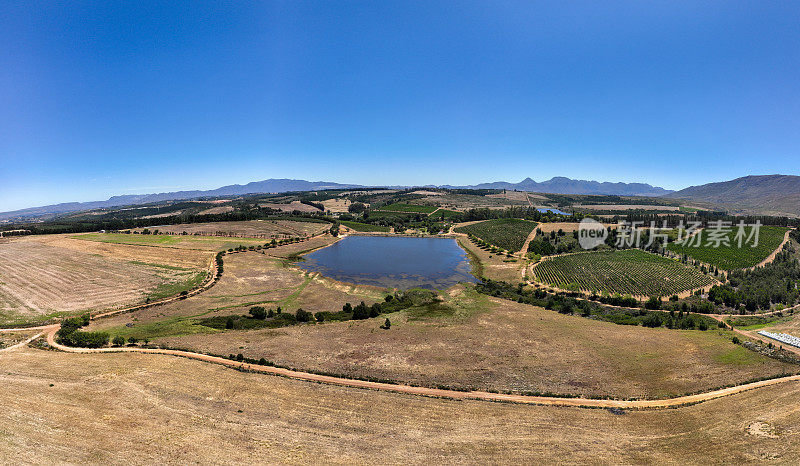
[1, 1, 798, 212]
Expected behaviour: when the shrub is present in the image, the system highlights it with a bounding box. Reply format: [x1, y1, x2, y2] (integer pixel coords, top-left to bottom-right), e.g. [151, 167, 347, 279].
[112, 336, 126, 346]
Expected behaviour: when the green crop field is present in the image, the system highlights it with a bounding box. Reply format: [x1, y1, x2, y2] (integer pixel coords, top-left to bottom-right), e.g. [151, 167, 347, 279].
[377, 203, 438, 214]
[666, 225, 788, 270]
[338, 221, 391, 232]
[533, 249, 715, 297]
[454, 218, 537, 252]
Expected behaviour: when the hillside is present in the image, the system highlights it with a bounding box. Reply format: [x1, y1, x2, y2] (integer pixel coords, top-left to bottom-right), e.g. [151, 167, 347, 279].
[664, 175, 800, 217]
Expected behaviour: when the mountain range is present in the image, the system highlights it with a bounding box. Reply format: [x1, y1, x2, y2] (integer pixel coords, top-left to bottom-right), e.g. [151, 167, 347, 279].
[2, 174, 799, 221]
[449, 177, 673, 197]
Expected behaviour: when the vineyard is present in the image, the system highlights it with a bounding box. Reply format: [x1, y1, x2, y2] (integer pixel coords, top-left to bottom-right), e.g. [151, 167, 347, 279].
[454, 218, 538, 252]
[377, 203, 438, 214]
[338, 221, 391, 232]
[666, 225, 788, 270]
[532, 249, 715, 297]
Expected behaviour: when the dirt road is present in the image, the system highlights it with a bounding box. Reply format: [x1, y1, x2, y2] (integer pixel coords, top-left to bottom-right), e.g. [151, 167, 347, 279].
[41, 325, 800, 410]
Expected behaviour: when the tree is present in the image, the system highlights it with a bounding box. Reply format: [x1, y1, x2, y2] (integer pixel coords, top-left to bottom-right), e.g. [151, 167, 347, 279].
[249, 306, 267, 320]
[112, 336, 126, 346]
[348, 202, 367, 214]
[352, 301, 370, 320]
[295, 308, 313, 322]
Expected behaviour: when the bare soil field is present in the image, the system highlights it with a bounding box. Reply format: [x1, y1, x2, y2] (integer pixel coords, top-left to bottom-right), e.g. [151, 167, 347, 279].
[153, 287, 793, 400]
[259, 200, 321, 212]
[129, 219, 329, 238]
[0, 236, 210, 327]
[2, 347, 799, 463]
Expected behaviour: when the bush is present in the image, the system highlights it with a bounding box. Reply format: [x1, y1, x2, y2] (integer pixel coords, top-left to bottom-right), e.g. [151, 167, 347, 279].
[112, 336, 126, 346]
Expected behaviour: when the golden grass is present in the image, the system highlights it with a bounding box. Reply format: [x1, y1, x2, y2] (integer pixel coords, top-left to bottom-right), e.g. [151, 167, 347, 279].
[152, 286, 794, 400]
[1, 347, 799, 463]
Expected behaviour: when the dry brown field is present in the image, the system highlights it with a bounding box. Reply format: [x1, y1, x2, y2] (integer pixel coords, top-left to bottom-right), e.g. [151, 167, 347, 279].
[102, 266, 795, 400]
[0, 236, 211, 327]
[1, 347, 798, 463]
[320, 198, 354, 212]
[129, 219, 329, 238]
[196, 205, 234, 215]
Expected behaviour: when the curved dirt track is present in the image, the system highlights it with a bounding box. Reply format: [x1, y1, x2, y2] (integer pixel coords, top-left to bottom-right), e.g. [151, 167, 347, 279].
[42, 326, 800, 409]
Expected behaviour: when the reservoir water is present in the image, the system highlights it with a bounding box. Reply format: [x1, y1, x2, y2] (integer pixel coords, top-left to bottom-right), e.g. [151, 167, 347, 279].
[298, 235, 476, 289]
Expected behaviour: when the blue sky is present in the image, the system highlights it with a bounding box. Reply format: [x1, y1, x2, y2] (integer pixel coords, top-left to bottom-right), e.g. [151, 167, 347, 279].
[1, 1, 798, 212]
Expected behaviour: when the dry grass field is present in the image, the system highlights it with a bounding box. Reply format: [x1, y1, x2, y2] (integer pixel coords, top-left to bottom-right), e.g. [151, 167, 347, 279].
[142, 284, 793, 400]
[74, 231, 275, 251]
[0, 236, 211, 327]
[129, 219, 329, 238]
[1, 347, 799, 463]
[320, 198, 354, 212]
[87, 251, 385, 340]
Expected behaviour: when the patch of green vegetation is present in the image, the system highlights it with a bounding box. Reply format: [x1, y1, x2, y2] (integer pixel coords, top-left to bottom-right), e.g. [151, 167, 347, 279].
[378, 203, 438, 214]
[106, 315, 220, 341]
[128, 261, 190, 271]
[727, 313, 795, 330]
[714, 345, 770, 365]
[339, 220, 391, 232]
[667, 226, 788, 270]
[147, 271, 206, 301]
[457, 238, 484, 279]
